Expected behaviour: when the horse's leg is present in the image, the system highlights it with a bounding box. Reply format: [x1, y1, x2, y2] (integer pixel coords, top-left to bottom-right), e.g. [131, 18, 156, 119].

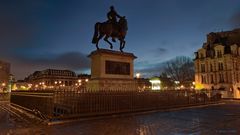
[96, 43, 99, 50]
[119, 39, 123, 52]
[104, 36, 113, 49]
[96, 34, 104, 50]
[119, 39, 125, 52]
[122, 40, 126, 50]
[96, 39, 100, 50]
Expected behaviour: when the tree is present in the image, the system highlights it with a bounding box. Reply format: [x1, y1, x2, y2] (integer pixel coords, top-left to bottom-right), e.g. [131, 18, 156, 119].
[163, 56, 194, 87]
[159, 72, 174, 89]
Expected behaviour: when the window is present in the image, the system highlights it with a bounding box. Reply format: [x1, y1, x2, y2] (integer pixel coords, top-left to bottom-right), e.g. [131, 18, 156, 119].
[210, 74, 214, 83]
[219, 73, 224, 83]
[217, 50, 222, 58]
[236, 73, 239, 83]
[210, 64, 213, 72]
[201, 75, 206, 84]
[201, 64, 205, 72]
[218, 62, 224, 71]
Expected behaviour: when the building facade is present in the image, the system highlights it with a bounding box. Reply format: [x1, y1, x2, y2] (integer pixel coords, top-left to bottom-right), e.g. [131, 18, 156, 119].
[194, 28, 240, 98]
[0, 60, 10, 92]
[26, 69, 77, 90]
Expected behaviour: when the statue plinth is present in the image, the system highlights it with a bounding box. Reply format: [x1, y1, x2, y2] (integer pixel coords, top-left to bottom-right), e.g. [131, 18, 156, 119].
[87, 49, 137, 91]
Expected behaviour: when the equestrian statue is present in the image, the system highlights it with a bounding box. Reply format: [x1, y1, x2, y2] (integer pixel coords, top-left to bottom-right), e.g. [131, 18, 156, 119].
[92, 6, 128, 52]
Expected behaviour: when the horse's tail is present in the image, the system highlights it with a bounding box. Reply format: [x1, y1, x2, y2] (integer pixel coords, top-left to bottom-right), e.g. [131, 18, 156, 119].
[92, 22, 100, 44]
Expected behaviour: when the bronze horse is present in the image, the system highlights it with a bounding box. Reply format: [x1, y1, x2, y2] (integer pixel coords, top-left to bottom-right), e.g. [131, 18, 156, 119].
[92, 17, 128, 52]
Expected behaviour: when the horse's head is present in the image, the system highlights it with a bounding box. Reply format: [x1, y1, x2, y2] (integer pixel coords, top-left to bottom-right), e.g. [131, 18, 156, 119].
[119, 16, 128, 31]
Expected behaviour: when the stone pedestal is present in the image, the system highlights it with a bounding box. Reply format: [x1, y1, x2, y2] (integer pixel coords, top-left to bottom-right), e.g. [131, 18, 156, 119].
[87, 49, 137, 91]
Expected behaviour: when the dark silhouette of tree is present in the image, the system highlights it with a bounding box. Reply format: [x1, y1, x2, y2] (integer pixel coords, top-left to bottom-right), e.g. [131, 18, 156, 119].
[163, 56, 194, 87]
[159, 72, 174, 89]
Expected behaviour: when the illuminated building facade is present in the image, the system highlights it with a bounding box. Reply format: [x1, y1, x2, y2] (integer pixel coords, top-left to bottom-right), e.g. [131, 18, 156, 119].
[149, 77, 161, 90]
[76, 74, 91, 89]
[0, 60, 10, 92]
[26, 69, 77, 89]
[194, 28, 240, 98]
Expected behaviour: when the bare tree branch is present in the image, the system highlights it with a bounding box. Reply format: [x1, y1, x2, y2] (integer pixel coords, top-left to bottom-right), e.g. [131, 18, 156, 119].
[163, 56, 194, 85]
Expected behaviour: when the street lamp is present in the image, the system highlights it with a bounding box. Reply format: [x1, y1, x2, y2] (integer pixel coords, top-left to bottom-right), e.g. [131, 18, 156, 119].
[192, 81, 196, 90]
[136, 73, 141, 79]
[174, 81, 180, 84]
[174, 81, 180, 90]
[2, 83, 6, 87]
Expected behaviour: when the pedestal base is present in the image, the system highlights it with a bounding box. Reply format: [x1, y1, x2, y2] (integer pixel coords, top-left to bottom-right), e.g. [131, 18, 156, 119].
[87, 49, 138, 91]
[87, 78, 137, 91]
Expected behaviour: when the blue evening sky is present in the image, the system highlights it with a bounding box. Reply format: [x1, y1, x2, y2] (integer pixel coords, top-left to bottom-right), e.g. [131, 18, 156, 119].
[0, 0, 240, 79]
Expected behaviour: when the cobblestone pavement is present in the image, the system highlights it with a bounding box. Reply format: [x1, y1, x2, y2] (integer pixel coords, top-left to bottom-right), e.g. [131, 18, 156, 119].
[0, 101, 240, 135]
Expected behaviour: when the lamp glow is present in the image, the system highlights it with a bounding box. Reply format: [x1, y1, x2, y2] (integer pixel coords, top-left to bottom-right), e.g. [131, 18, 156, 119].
[136, 73, 141, 78]
[149, 78, 161, 90]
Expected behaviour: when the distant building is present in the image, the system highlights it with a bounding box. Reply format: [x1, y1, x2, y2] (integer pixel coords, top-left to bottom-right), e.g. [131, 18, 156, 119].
[76, 74, 91, 89]
[135, 78, 151, 91]
[194, 28, 240, 98]
[0, 60, 10, 92]
[26, 69, 77, 90]
[12, 80, 31, 91]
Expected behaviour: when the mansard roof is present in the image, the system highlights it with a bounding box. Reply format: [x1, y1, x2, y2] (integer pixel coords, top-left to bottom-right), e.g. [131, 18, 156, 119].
[203, 28, 240, 49]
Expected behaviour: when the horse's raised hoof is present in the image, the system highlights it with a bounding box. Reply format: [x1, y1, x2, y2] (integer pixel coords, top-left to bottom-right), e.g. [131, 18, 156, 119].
[110, 46, 113, 49]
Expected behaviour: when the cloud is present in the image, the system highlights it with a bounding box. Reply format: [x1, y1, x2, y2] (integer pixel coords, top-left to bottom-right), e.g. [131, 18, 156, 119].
[135, 61, 166, 78]
[3, 52, 90, 80]
[157, 48, 167, 53]
[137, 66, 165, 78]
[30, 52, 90, 70]
[135, 56, 194, 78]
[152, 47, 168, 58]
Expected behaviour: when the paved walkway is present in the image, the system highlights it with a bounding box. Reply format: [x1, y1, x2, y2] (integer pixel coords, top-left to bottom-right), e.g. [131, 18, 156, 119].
[0, 101, 240, 135]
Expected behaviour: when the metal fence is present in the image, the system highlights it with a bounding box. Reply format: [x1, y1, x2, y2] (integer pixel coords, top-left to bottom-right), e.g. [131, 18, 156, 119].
[11, 91, 54, 117]
[0, 93, 10, 101]
[10, 90, 221, 120]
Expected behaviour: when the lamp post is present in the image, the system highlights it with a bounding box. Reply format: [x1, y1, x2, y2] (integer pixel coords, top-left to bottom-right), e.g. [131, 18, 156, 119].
[192, 81, 196, 90]
[2, 83, 6, 87]
[136, 73, 141, 79]
[174, 81, 180, 90]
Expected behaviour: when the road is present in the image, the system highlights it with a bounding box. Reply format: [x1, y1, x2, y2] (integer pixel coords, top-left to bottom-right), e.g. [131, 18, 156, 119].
[0, 101, 240, 135]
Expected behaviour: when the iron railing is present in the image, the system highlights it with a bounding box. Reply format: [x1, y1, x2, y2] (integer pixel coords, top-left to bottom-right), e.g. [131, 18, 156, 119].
[10, 89, 221, 119]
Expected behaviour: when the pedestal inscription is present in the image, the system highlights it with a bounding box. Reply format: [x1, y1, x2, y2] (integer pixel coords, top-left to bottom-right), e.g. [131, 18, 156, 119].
[105, 60, 130, 75]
